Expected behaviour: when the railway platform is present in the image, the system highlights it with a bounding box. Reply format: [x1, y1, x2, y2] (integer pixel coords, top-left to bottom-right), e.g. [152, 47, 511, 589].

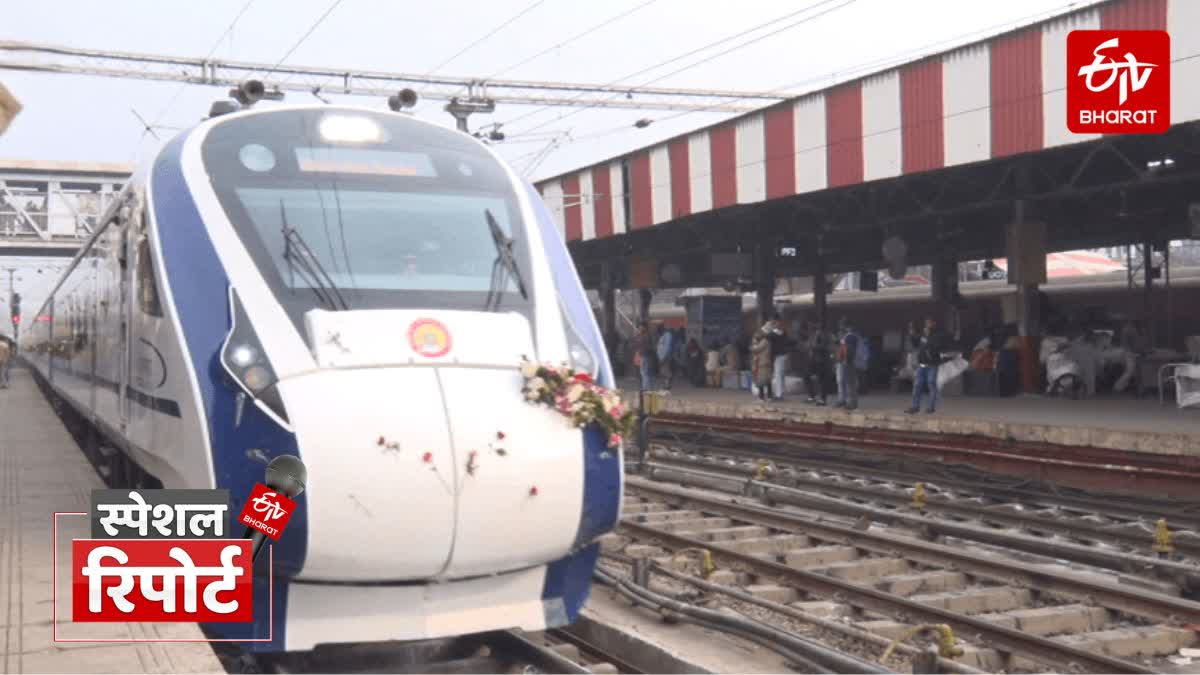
[0, 366, 224, 674]
[624, 378, 1200, 455]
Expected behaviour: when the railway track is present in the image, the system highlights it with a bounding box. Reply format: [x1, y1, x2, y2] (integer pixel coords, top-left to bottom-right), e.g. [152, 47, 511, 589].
[641, 446, 1200, 594]
[214, 628, 635, 674]
[646, 424, 1200, 540]
[649, 424, 1200, 530]
[610, 476, 1200, 673]
[647, 411, 1200, 500]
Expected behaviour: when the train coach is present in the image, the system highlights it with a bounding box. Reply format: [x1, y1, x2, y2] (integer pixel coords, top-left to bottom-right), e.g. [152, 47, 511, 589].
[25, 102, 622, 652]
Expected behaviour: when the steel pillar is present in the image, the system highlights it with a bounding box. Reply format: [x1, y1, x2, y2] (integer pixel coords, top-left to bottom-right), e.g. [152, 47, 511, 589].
[813, 257, 828, 331]
[600, 261, 617, 352]
[1143, 240, 1155, 348]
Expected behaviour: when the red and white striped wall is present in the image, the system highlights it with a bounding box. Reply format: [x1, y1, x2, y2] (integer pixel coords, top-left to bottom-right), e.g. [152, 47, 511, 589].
[536, 0, 1200, 242]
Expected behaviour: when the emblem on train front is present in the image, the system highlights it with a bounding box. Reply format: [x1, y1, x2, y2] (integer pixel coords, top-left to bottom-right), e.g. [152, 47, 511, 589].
[408, 318, 452, 358]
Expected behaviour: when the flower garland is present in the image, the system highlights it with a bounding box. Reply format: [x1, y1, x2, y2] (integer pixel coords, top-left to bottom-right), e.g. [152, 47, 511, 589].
[520, 359, 634, 448]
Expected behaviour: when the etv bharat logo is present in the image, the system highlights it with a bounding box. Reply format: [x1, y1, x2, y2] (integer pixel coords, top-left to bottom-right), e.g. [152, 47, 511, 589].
[238, 483, 296, 541]
[1067, 30, 1170, 134]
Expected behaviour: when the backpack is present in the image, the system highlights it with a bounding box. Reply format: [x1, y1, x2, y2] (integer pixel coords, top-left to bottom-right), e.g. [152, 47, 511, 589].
[853, 334, 870, 371]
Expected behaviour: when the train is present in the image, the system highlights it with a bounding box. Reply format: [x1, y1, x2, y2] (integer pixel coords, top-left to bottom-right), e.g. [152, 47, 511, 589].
[24, 102, 622, 652]
[634, 268, 1200, 352]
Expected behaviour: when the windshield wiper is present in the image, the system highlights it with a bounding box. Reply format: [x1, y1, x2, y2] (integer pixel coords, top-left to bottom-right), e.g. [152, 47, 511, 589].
[280, 201, 349, 311]
[483, 208, 528, 312]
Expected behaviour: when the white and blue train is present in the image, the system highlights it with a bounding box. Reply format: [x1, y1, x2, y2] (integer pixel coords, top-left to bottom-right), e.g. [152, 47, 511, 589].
[25, 102, 623, 651]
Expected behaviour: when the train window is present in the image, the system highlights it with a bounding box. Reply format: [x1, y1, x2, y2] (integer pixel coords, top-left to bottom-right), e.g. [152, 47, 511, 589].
[199, 107, 538, 333]
[136, 238, 163, 317]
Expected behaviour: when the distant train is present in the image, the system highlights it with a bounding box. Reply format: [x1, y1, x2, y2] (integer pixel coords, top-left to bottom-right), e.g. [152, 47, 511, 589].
[640, 269, 1200, 349]
[25, 103, 621, 652]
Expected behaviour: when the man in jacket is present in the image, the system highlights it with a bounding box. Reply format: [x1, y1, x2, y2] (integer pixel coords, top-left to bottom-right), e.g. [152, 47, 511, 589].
[804, 322, 831, 406]
[766, 319, 794, 401]
[834, 317, 859, 411]
[907, 318, 945, 414]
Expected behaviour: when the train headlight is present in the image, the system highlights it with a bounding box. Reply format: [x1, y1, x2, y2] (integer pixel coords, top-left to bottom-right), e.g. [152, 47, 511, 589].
[230, 345, 257, 368]
[559, 295, 598, 378]
[319, 115, 384, 144]
[242, 365, 272, 392]
[568, 341, 595, 374]
[220, 287, 290, 427]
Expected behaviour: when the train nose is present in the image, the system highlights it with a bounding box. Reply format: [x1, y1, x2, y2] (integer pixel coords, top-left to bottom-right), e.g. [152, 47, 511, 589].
[281, 366, 459, 581]
[434, 367, 585, 579]
[277, 308, 585, 582]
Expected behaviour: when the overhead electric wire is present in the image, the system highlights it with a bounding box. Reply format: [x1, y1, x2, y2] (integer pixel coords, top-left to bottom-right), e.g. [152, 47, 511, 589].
[512, 0, 855, 136]
[499, 0, 851, 131]
[266, 0, 345, 83]
[423, 0, 546, 89]
[485, 0, 662, 81]
[639, 0, 1097, 129]
[522, 0, 1097, 179]
[150, 0, 256, 128]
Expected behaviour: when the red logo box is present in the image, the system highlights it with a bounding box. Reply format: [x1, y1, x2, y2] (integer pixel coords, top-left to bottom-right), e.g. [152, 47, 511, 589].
[1067, 30, 1170, 134]
[72, 539, 252, 622]
[237, 483, 296, 541]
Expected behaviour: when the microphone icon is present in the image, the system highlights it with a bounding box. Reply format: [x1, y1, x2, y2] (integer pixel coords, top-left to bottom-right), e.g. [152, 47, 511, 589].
[242, 454, 306, 563]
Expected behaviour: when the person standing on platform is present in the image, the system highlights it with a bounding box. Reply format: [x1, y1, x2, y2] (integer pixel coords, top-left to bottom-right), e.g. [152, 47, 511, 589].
[672, 329, 686, 381]
[705, 341, 722, 387]
[907, 318, 946, 414]
[750, 322, 775, 401]
[719, 338, 741, 380]
[805, 321, 831, 406]
[656, 325, 675, 390]
[632, 322, 655, 391]
[686, 337, 705, 386]
[833, 317, 859, 410]
[767, 318, 794, 401]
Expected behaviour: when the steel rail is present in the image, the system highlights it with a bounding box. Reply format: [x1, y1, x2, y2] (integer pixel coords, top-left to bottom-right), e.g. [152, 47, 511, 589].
[627, 476, 1200, 623]
[664, 433, 1200, 531]
[651, 414, 1200, 484]
[652, 421, 1200, 525]
[622, 477, 1199, 673]
[646, 453, 1200, 578]
[487, 630, 591, 674]
[601, 554, 982, 674]
[548, 627, 645, 675]
[645, 461, 1200, 595]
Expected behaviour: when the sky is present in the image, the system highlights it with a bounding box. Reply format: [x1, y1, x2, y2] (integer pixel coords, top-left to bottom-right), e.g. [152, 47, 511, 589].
[0, 0, 1094, 182]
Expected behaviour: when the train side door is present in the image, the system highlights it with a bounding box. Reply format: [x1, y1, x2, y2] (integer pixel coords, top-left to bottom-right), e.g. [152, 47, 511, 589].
[117, 207, 133, 428]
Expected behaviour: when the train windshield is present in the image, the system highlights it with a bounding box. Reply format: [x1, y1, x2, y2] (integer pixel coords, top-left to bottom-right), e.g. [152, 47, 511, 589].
[199, 108, 534, 330]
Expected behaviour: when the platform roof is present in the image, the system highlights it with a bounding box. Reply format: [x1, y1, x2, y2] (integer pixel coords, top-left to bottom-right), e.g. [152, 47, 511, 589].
[533, 0, 1200, 245]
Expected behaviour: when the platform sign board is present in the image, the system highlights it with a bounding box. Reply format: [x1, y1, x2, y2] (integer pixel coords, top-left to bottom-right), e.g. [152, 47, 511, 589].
[628, 257, 658, 289]
[709, 252, 752, 279]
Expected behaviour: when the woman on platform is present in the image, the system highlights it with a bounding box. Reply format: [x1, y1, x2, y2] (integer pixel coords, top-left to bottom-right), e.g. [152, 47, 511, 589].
[751, 322, 776, 401]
